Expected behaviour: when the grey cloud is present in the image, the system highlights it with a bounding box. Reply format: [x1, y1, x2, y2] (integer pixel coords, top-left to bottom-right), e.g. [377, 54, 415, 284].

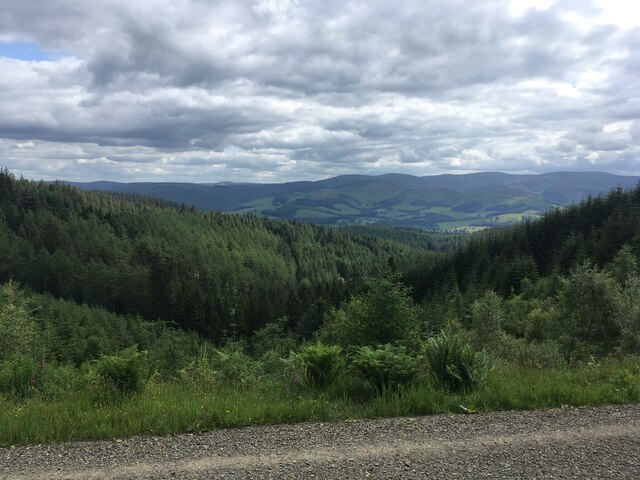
[631, 122, 640, 142]
[0, 0, 638, 181]
[557, 139, 577, 153]
[565, 125, 631, 152]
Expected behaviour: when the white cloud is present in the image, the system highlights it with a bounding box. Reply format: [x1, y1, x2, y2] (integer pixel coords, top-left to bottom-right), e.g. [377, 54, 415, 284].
[0, 0, 637, 182]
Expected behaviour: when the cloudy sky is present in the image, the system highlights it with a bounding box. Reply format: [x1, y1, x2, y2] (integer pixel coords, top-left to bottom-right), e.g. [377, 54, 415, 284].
[0, 0, 639, 183]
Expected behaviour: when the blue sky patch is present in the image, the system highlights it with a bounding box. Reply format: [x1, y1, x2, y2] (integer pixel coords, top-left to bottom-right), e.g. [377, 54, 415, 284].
[0, 41, 64, 61]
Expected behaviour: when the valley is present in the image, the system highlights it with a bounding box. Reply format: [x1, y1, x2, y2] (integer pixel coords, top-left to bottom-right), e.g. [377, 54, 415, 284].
[69, 172, 639, 230]
[1, 169, 639, 448]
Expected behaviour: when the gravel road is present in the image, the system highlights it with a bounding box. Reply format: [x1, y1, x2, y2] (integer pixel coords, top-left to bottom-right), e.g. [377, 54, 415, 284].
[2, 404, 639, 479]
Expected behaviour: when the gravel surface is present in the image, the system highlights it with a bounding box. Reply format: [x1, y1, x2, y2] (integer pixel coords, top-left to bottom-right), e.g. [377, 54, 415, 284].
[2, 404, 639, 479]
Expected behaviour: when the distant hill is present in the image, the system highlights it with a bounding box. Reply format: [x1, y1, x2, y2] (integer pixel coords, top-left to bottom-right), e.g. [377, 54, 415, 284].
[68, 172, 638, 229]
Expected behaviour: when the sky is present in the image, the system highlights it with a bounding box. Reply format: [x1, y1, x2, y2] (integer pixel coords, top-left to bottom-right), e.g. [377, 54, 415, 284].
[0, 0, 639, 183]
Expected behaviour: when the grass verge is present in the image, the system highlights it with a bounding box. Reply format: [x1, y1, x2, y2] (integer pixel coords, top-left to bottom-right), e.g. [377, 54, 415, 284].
[1, 356, 639, 446]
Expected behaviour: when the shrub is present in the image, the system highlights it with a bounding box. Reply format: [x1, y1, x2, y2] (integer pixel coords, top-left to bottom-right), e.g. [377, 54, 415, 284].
[178, 344, 264, 387]
[148, 330, 199, 377]
[619, 276, 640, 353]
[39, 363, 85, 399]
[250, 318, 296, 359]
[208, 345, 262, 386]
[317, 275, 421, 347]
[608, 245, 638, 286]
[492, 336, 565, 369]
[524, 306, 556, 342]
[0, 357, 85, 400]
[94, 350, 147, 395]
[351, 344, 417, 392]
[423, 332, 488, 393]
[0, 356, 42, 399]
[0, 281, 39, 362]
[297, 343, 343, 388]
[469, 291, 504, 349]
[556, 262, 622, 357]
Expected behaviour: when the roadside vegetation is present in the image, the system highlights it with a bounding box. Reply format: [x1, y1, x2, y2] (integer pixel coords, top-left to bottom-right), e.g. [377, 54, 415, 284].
[1, 170, 640, 445]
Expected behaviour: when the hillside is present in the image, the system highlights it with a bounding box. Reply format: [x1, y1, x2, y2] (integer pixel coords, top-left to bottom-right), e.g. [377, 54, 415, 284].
[405, 184, 640, 341]
[0, 169, 416, 340]
[69, 172, 638, 229]
[2, 169, 640, 447]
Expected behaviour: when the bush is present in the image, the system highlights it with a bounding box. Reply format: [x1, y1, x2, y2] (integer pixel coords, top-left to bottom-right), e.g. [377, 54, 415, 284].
[469, 291, 504, 349]
[94, 350, 147, 395]
[251, 318, 296, 359]
[178, 344, 264, 387]
[619, 277, 640, 353]
[209, 345, 262, 386]
[297, 343, 343, 388]
[492, 336, 565, 369]
[0, 281, 39, 362]
[0, 357, 86, 400]
[0, 356, 42, 399]
[351, 344, 417, 392]
[147, 330, 200, 377]
[524, 306, 556, 342]
[423, 332, 488, 393]
[39, 363, 85, 399]
[317, 275, 421, 347]
[556, 262, 621, 356]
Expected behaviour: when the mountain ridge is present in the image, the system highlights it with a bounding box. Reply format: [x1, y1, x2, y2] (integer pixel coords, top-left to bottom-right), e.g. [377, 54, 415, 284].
[67, 171, 638, 229]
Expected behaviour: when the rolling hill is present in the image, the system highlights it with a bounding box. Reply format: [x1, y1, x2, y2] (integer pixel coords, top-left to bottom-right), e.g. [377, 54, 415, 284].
[68, 172, 638, 230]
[0, 170, 415, 340]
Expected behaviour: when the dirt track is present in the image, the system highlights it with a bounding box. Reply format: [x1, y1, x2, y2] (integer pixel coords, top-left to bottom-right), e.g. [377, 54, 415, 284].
[2, 404, 639, 479]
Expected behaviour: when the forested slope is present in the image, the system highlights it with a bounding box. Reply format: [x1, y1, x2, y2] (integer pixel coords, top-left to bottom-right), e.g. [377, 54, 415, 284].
[2, 170, 640, 445]
[341, 225, 469, 251]
[407, 185, 640, 301]
[0, 169, 415, 340]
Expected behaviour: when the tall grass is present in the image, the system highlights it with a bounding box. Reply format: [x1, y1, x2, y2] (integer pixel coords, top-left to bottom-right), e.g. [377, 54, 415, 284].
[1, 356, 639, 445]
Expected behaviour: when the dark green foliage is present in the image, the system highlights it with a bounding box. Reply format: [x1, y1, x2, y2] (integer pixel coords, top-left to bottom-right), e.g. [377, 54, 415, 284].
[0, 358, 84, 400]
[5, 169, 640, 446]
[406, 185, 640, 304]
[250, 318, 296, 359]
[619, 277, 640, 353]
[94, 350, 148, 395]
[0, 170, 412, 341]
[609, 245, 638, 286]
[490, 337, 564, 369]
[523, 306, 557, 342]
[0, 281, 39, 361]
[469, 291, 504, 349]
[3, 357, 640, 445]
[203, 344, 261, 386]
[402, 184, 640, 361]
[172, 343, 262, 388]
[147, 330, 201, 376]
[317, 275, 420, 347]
[341, 226, 468, 251]
[3, 171, 640, 400]
[0, 356, 42, 399]
[423, 332, 488, 393]
[297, 344, 343, 388]
[556, 262, 621, 357]
[351, 344, 417, 391]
